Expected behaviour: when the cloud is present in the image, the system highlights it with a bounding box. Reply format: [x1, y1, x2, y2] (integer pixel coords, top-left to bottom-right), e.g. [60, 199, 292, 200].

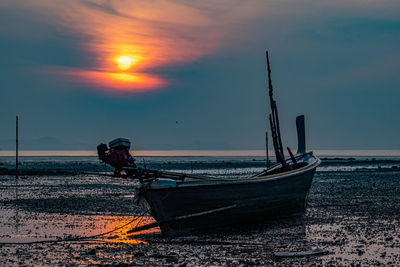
[0, 0, 270, 93]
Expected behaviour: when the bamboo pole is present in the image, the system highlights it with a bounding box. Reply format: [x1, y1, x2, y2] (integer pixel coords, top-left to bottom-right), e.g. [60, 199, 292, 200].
[266, 51, 287, 168]
[16, 116, 18, 180]
[266, 130, 270, 168]
[15, 116, 19, 217]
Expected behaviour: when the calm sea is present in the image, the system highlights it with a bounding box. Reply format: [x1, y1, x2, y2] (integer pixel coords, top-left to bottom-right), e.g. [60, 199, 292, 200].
[1, 150, 400, 176]
[1, 150, 400, 157]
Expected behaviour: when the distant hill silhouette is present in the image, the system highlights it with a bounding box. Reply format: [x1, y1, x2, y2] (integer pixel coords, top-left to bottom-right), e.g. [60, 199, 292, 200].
[0, 136, 91, 150]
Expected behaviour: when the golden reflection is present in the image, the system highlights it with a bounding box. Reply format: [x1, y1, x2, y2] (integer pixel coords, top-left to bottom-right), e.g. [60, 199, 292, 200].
[102, 216, 160, 245]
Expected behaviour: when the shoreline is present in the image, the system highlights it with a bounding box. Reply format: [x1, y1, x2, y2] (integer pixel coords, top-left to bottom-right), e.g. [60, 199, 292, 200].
[1, 149, 400, 157]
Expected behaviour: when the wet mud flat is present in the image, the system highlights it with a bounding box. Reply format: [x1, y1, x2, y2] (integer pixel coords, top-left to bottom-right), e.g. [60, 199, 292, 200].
[1, 160, 400, 266]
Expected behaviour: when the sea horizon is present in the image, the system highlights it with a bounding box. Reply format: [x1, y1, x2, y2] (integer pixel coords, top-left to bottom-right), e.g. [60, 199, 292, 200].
[1, 149, 400, 157]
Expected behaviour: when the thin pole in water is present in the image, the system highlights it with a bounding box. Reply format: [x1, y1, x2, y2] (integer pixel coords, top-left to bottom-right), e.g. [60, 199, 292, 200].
[266, 131, 269, 169]
[143, 158, 147, 170]
[16, 116, 18, 180]
[13, 116, 21, 233]
[15, 116, 19, 212]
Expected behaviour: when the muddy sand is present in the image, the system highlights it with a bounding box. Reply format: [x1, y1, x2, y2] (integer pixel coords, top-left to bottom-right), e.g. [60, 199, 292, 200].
[0, 158, 400, 266]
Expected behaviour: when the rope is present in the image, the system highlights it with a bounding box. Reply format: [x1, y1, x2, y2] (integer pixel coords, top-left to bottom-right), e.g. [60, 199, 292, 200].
[0, 209, 150, 245]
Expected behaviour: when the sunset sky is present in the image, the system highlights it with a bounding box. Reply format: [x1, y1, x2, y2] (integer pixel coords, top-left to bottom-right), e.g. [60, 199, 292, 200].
[1, 0, 400, 150]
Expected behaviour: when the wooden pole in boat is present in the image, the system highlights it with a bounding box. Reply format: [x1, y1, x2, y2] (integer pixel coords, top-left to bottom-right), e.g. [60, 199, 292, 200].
[266, 51, 287, 168]
[269, 114, 280, 164]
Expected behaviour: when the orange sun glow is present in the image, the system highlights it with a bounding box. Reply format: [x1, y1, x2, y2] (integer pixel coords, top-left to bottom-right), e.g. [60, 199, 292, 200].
[116, 56, 134, 71]
[27, 0, 265, 93]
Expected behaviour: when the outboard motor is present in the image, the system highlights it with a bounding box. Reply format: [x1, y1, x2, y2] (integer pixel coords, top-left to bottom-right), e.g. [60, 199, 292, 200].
[97, 138, 137, 176]
[97, 143, 108, 162]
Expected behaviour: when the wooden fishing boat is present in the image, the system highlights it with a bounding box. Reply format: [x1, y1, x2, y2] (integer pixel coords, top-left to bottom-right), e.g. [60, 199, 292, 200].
[135, 152, 320, 236]
[98, 51, 321, 236]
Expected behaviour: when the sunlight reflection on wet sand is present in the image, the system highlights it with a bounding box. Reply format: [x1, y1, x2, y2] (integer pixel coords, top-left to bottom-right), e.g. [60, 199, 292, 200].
[101, 216, 160, 245]
[0, 209, 159, 244]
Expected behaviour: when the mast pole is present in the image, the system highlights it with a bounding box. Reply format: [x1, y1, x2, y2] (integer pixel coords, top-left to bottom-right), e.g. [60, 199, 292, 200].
[266, 51, 287, 168]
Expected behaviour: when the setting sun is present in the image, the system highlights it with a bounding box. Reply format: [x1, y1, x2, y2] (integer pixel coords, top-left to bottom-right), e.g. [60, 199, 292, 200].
[116, 56, 134, 71]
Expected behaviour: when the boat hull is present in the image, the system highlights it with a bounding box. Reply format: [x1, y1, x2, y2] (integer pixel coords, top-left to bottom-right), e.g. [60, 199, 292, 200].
[143, 160, 318, 236]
